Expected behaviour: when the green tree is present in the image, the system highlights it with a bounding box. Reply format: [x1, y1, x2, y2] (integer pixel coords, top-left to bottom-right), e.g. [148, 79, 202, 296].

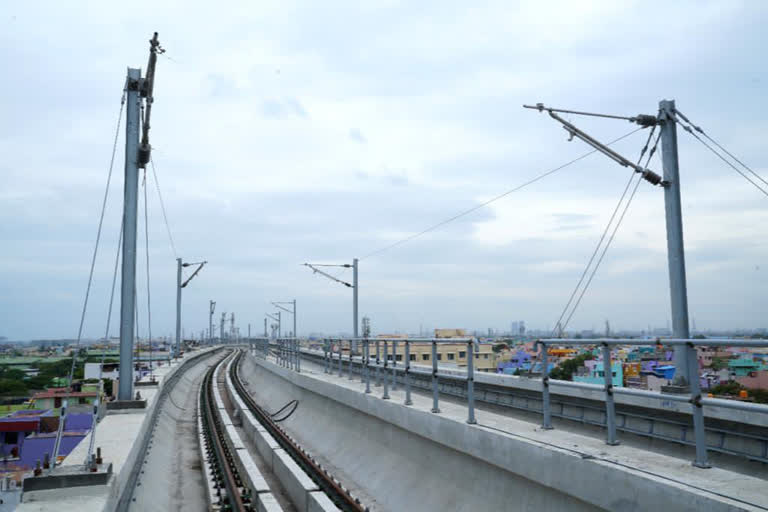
[0, 378, 28, 395]
[549, 353, 595, 381]
[710, 381, 743, 396]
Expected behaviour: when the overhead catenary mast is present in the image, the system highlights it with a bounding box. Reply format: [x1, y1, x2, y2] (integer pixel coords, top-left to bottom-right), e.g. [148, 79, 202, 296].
[118, 33, 164, 402]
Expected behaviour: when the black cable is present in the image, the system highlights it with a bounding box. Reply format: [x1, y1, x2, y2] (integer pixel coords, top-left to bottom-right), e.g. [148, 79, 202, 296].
[270, 399, 300, 422]
[359, 127, 646, 261]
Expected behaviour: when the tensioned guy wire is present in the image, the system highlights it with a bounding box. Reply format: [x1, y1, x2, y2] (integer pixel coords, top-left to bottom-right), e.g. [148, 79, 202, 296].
[551, 123, 658, 335]
[672, 110, 768, 198]
[150, 155, 179, 259]
[55, 89, 126, 465]
[559, 131, 662, 333]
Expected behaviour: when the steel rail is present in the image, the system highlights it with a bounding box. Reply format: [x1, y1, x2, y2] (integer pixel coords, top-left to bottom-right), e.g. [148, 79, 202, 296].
[200, 352, 250, 511]
[230, 350, 365, 512]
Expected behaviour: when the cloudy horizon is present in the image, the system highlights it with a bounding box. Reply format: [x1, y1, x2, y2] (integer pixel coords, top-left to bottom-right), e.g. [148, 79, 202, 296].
[1, 1, 766, 341]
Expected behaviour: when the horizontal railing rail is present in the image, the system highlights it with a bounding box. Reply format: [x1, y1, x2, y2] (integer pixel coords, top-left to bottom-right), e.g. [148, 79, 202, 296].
[536, 337, 768, 468]
[252, 336, 768, 469]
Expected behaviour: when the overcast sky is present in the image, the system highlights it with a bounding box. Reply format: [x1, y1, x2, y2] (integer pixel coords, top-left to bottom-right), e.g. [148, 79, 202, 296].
[1, 1, 766, 341]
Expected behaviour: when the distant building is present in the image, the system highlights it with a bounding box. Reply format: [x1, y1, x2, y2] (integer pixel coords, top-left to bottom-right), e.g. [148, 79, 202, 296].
[434, 328, 467, 338]
[32, 388, 99, 410]
[375, 341, 498, 372]
[574, 360, 624, 387]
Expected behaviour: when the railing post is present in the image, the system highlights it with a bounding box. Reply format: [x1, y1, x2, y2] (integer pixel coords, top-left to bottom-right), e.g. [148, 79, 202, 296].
[348, 339, 354, 380]
[323, 339, 329, 373]
[687, 341, 711, 468]
[360, 339, 366, 383]
[296, 339, 301, 373]
[467, 340, 476, 424]
[404, 341, 412, 405]
[392, 341, 398, 390]
[540, 341, 553, 429]
[365, 339, 371, 394]
[337, 341, 343, 377]
[382, 341, 390, 399]
[602, 343, 619, 445]
[431, 341, 440, 413]
[375, 340, 381, 387]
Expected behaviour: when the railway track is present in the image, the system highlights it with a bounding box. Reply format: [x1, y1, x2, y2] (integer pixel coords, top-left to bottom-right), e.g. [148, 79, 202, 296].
[200, 349, 365, 511]
[229, 349, 366, 512]
[199, 350, 252, 511]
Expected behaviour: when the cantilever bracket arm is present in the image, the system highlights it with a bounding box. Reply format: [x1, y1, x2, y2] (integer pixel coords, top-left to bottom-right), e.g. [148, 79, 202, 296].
[303, 263, 353, 288]
[271, 303, 295, 315]
[181, 261, 207, 288]
[546, 112, 664, 187]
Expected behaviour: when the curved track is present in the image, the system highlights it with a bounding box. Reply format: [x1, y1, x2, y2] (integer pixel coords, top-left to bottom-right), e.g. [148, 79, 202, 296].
[200, 350, 252, 511]
[230, 350, 365, 512]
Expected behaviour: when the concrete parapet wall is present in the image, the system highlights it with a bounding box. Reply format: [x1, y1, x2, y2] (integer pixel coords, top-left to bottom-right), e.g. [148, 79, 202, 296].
[243, 353, 763, 512]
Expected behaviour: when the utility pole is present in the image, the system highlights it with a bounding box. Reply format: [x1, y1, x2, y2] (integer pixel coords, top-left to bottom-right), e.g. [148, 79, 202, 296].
[209, 300, 216, 345]
[220, 312, 226, 344]
[264, 317, 267, 337]
[248, 323, 251, 338]
[525, 101, 693, 387]
[175, 259, 181, 358]
[303, 260, 358, 349]
[230, 313, 235, 340]
[117, 67, 141, 401]
[272, 300, 297, 338]
[175, 259, 206, 358]
[659, 99, 691, 386]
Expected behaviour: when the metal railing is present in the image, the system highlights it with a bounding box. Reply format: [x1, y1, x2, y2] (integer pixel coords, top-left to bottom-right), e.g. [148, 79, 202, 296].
[536, 338, 768, 468]
[258, 336, 768, 468]
[321, 338, 480, 424]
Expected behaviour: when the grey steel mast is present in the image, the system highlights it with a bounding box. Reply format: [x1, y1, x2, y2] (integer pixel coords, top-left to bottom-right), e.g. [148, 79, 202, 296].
[659, 99, 691, 384]
[117, 66, 141, 401]
[175, 259, 206, 357]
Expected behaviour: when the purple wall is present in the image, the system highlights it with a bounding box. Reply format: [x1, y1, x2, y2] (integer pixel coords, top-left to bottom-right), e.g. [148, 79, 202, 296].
[64, 413, 93, 432]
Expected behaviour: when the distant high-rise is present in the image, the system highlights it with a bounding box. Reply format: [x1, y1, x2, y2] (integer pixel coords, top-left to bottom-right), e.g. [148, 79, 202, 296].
[519, 321, 526, 335]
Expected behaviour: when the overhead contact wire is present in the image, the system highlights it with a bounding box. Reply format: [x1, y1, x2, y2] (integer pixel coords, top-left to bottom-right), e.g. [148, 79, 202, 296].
[359, 127, 646, 261]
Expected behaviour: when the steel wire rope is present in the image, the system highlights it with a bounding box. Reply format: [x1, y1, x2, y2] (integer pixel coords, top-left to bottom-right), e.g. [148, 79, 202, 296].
[142, 172, 154, 377]
[559, 132, 662, 333]
[149, 156, 178, 259]
[673, 108, 768, 189]
[672, 113, 768, 198]
[53, 89, 126, 465]
[358, 127, 646, 261]
[86, 221, 123, 467]
[550, 124, 658, 336]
